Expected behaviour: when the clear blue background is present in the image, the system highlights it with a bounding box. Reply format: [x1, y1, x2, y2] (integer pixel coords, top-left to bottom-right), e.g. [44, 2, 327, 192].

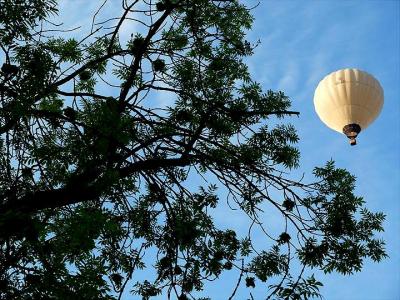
[245, 1, 400, 299]
[54, 0, 400, 299]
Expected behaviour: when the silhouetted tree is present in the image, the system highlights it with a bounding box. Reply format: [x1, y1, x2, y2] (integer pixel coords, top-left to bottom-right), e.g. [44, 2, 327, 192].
[0, 1, 387, 299]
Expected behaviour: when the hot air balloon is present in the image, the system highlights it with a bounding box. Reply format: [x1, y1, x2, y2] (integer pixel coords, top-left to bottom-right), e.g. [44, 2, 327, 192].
[313, 68, 384, 146]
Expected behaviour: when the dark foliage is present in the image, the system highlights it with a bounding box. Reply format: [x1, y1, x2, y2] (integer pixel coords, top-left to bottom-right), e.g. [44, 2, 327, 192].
[0, 0, 386, 299]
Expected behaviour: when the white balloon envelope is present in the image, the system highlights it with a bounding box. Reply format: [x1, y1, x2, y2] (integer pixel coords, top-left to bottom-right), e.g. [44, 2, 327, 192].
[313, 68, 384, 145]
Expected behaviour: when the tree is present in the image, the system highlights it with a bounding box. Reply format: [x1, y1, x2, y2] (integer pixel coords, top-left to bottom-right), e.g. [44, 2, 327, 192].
[0, 0, 387, 299]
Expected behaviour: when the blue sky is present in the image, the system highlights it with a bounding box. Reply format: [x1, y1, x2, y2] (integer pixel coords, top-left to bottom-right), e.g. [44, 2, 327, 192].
[53, 0, 400, 299]
[245, 1, 400, 299]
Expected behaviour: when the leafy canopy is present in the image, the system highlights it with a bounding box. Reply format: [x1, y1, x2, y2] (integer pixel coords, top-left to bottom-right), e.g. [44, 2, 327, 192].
[0, 0, 386, 299]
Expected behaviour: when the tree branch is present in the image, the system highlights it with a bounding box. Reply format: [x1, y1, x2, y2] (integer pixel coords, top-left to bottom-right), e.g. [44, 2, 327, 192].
[0, 156, 193, 217]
